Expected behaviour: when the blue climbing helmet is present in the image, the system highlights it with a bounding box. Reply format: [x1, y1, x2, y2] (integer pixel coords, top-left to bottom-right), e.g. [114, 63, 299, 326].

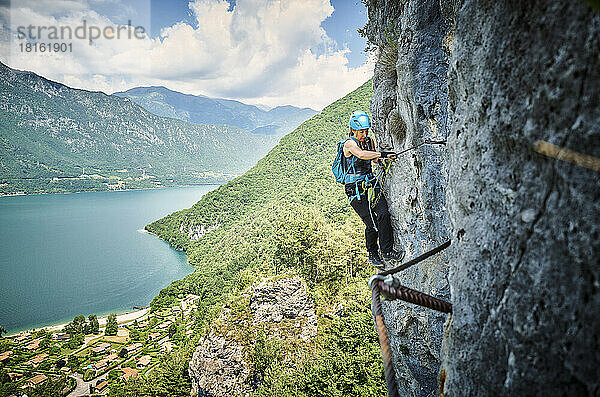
[349, 110, 371, 130]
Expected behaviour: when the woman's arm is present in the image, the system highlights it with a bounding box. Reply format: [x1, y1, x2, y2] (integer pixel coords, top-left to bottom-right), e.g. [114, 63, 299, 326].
[344, 139, 381, 160]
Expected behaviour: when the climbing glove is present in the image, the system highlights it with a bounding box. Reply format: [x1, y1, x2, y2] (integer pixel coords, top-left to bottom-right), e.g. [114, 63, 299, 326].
[380, 151, 397, 159]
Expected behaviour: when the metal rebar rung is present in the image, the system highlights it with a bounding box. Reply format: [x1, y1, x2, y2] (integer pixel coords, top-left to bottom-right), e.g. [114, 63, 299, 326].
[375, 279, 452, 313]
[379, 240, 451, 276]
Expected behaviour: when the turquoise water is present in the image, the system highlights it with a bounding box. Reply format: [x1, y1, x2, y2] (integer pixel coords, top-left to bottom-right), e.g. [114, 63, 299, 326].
[0, 186, 217, 334]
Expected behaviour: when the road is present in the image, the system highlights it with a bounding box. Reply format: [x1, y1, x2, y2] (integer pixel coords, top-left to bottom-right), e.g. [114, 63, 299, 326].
[67, 373, 88, 397]
[67, 372, 109, 397]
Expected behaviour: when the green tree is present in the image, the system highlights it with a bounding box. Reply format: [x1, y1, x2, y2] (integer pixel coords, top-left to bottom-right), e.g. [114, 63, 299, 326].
[65, 333, 84, 349]
[168, 323, 177, 338]
[39, 332, 52, 349]
[0, 367, 17, 396]
[88, 314, 100, 334]
[129, 328, 140, 341]
[54, 358, 66, 368]
[38, 360, 52, 371]
[84, 369, 95, 382]
[108, 368, 121, 382]
[105, 313, 118, 336]
[64, 314, 87, 335]
[67, 355, 80, 370]
[0, 324, 6, 337]
[148, 351, 191, 397]
[0, 338, 10, 353]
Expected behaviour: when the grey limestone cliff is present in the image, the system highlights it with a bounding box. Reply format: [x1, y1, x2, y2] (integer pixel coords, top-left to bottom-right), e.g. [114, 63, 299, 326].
[442, 1, 600, 395]
[365, 0, 599, 395]
[365, 1, 452, 395]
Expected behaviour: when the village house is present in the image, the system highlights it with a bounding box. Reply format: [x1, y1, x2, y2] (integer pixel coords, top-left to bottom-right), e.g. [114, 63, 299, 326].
[136, 355, 151, 369]
[148, 332, 161, 341]
[96, 380, 108, 393]
[13, 333, 31, 343]
[23, 338, 42, 351]
[94, 351, 117, 372]
[93, 362, 108, 373]
[123, 342, 143, 355]
[121, 367, 138, 380]
[26, 353, 48, 368]
[92, 342, 111, 355]
[106, 353, 118, 362]
[136, 321, 149, 328]
[8, 372, 23, 382]
[0, 350, 12, 364]
[170, 306, 181, 314]
[156, 321, 172, 330]
[52, 332, 70, 341]
[21, 373, 47, 389]
[185, 294, 200, 303]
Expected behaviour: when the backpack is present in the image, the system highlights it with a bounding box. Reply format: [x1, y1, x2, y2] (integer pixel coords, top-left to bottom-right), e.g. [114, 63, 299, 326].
[332, 137, 360, 184]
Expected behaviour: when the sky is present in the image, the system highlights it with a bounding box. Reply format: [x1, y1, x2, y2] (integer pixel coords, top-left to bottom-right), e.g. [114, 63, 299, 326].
[0, 0, 374, 109]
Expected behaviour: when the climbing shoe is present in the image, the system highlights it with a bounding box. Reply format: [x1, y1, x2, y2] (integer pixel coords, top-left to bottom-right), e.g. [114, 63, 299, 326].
[382, 249, 405, 263]
[368, 252, 385, 268]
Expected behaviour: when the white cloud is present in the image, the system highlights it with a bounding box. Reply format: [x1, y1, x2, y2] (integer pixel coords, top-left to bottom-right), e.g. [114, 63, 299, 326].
[0, 0, 373, 109]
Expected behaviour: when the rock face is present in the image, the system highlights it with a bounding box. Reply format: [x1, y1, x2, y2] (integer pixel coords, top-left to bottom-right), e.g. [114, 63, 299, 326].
[189, 277, 317, 396]
[189, 334, 249, 397]
[366, 0, 600, 395]
[250, 277, 318, 342]
[365, 1, 452, 395]
[441, 2, 600, 395]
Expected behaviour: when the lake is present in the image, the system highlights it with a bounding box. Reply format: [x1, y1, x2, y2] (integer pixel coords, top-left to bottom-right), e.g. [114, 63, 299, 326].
[0, 186, 218, 334]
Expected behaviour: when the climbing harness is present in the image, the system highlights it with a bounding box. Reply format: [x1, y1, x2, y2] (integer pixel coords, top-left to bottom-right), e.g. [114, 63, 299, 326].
[368, 240, 452, 397]
[364, 157, 393, 207]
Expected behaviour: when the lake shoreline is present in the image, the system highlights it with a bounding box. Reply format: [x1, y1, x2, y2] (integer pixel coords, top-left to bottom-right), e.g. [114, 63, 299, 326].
[0, 183, 222, 198]
[5, 308, 151, 337]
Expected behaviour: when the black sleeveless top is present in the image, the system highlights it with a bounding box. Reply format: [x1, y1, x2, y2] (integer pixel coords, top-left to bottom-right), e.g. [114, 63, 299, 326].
[343, 136, 374, 181]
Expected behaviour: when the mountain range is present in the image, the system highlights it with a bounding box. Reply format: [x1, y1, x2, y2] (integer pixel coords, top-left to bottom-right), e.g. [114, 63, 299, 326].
[113, 86, 317, 136]
[0, 62, 281, 195]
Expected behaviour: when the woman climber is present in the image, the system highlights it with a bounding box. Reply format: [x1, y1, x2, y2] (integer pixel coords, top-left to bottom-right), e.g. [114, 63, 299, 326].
[341, 111, 405, 268]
